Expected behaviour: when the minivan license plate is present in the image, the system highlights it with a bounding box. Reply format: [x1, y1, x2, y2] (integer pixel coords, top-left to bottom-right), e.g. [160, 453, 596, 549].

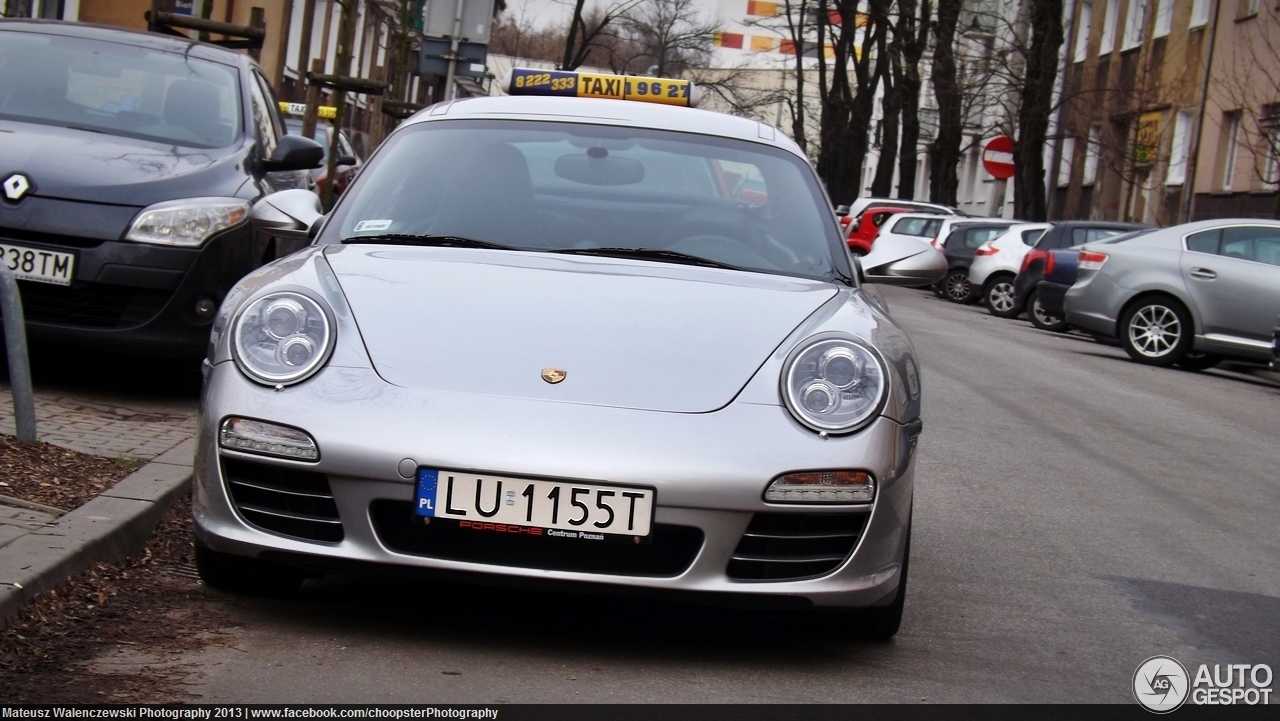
[415, 469, 655, 541]
[1, 243, 75, 286]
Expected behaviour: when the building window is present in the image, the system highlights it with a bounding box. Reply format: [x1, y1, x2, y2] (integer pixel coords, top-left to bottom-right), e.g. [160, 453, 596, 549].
[1166, 110, 1192, 185]
[1122, 0, 1148, 51]
[1222, 113, 1240, 191]
[1100, 0, 1120, 54]
[1083, 127, 1102, 186]
[1058, 137, 1076, 187]
[1264, 129, 1279, 191]
[1239, 0, 1260, 19]
[1190, 0, 1210, 27]
[1075, 3, 1094, 62]
[1153, 0, 1172, 37]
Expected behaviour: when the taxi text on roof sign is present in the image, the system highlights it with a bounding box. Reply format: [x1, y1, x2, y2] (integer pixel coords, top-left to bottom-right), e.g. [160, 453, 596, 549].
[500, 68, 701, 108]
[278, 101, 338, 119]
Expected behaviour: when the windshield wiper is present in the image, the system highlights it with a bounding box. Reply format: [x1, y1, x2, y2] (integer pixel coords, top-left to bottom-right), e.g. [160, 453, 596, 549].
[341, 233, 517, 250]
[550, 247, 744, 271]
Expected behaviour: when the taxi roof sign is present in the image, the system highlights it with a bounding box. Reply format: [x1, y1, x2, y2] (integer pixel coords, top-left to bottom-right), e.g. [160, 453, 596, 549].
[500, 68, 701, 108]
[279, 101, 337, 120]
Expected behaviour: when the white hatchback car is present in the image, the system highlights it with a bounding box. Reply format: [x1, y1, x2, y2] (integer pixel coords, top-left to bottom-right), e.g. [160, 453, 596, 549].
[967, 223, 1051, 310]
[875, 213, 948, 248]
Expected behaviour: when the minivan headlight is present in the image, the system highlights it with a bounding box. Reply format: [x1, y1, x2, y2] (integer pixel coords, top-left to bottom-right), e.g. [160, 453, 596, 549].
[781, 336, 887, 433]
[232, 291, 335, 386]
[125, 197, 250, 247]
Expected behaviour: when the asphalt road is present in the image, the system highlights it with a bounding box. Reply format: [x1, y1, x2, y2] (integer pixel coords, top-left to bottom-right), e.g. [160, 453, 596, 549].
[81, 286, 1280, 702]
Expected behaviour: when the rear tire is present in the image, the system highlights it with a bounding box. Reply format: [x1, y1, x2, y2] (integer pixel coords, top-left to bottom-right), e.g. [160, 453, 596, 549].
[942, 269, 975, 304]
[195, 540, 306, 595]
[983, 274, 1021, 318]
[1028, 291, 1068, 332]
[1119, 296, 1194, 367]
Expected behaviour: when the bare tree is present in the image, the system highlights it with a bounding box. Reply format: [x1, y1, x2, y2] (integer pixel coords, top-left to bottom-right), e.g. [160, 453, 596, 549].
[1217, 4, 1280, 218]
[895, 0, 930, 199]
[1012, 0, 1062, 222]
[560, 0, 640, 71]
[815, 0, 890, 205]
[611, 0, 717, 77]
[928, 0, 962, 205]
[870, 6, 902, 198]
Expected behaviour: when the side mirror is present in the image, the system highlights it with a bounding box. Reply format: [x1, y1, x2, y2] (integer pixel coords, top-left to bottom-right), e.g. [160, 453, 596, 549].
[835, 204, 850, 217]
[250, 189, 324, 243]
[335, 154, 358, 166]
[859, 234, 947, 287]
[264, 135, 324, 172]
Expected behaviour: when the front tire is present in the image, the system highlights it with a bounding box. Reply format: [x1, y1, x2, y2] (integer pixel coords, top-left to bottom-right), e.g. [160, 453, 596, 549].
[1120, 296, 1194, 366]
[983, 274, 1021, 318]
[1028, 291, 1068, 332]
[195, 540, 306, 595]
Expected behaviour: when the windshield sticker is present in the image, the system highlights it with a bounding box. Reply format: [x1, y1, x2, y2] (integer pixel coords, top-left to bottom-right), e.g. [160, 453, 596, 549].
[353, 219, 393, 232]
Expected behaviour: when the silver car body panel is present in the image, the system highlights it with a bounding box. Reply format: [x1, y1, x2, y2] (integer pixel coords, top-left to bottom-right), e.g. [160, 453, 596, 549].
[1064, 219, 1280, 360]
[196, 96, 925, 608]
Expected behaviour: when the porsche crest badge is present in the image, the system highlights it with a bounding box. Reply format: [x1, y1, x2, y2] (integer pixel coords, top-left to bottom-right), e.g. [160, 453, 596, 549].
[541, 368, 566, 384]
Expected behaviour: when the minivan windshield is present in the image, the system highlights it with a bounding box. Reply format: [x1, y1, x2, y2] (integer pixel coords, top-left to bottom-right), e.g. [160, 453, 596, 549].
[325, 119, 846, 281]
[0, 30, 241, 148]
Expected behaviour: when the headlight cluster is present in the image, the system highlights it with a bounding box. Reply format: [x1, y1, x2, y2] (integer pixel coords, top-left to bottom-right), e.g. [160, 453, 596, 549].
[125, 197, 250, 247]
[782, 337, 887, 433]
[232, 291, 334, 385]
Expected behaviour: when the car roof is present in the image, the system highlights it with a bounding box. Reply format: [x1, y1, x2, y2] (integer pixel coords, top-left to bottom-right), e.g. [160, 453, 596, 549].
[404, 95, 807, 160]
[1050, 220, 1151, 229]
[0, 18, 249, 67]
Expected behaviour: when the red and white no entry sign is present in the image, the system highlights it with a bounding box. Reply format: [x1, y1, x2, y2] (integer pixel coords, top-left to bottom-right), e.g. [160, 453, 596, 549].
[983, 135, 1016, 179]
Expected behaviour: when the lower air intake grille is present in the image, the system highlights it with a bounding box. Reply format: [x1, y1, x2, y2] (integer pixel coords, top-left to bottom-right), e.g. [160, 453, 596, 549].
[370, 500, 703, 577]
[727, 512, 867, 581]
[16, 281, 170, 328]
[222, 458, 343, 543]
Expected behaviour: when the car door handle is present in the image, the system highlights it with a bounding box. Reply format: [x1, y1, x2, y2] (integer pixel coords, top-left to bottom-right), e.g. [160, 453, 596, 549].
[1189, 268, 1217, 280]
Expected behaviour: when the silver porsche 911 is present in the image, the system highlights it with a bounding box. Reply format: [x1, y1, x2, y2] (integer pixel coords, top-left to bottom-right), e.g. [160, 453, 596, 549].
[192, 72, 944, 639]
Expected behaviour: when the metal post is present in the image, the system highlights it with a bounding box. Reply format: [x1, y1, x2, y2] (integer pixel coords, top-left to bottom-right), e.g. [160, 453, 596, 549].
[444, 0, 466, 101]
[0, 266, 36, 443]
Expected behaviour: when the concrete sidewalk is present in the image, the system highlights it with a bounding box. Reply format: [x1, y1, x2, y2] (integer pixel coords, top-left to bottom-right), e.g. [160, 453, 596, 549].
[0, 382, 198, 629]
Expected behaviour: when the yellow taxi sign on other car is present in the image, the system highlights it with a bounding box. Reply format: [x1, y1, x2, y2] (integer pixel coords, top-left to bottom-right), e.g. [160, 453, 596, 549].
[500, 68, 701, 108]
[278, 101, 338, 120]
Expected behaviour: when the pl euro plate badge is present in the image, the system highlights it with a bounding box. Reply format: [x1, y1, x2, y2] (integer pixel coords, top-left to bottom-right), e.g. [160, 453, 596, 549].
[415, 469, 654, 543]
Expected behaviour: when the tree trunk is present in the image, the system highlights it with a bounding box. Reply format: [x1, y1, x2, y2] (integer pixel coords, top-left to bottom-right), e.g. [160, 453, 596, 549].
[1013, 0, 1064, 222]
[896, 0, 928, 201]
[871, 42, 900, 197]
[815, 0, 888, 205]
[928, 0, 962, 206]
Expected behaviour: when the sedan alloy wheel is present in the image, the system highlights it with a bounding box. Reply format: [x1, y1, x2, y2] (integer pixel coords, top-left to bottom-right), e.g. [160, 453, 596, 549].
[943, 270, 972, 303]
[1121, 299, 1192, 366]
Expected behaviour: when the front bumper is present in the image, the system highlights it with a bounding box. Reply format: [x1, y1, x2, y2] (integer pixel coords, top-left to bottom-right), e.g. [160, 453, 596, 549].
[12, 224, 264, 357]
[193, 363, 917, 609]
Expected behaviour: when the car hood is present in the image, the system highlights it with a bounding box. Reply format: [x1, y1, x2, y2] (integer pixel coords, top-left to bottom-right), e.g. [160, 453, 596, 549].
[323, 245, 838, 412]
[0, 119, 247, 206]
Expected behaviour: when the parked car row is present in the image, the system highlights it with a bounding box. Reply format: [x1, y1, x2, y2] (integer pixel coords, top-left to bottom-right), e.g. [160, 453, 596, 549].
[919, 212, 1280, 372]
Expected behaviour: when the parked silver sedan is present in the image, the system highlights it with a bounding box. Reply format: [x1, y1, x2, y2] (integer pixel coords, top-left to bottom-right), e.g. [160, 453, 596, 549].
[191, 74, 945, 639]
[1065, 220, 1280, 368]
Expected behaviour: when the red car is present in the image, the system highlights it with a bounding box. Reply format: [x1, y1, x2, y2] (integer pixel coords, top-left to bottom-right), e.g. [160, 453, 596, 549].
[844, 206, 914, 255]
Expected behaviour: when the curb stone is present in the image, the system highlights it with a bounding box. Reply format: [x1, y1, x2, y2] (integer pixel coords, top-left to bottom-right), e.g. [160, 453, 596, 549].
[0, 437, 195, 630]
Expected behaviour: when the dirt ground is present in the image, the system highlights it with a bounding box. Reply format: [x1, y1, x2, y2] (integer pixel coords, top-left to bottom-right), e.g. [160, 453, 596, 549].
[0, 493, 236, 703]
[0, 436, 142, 510]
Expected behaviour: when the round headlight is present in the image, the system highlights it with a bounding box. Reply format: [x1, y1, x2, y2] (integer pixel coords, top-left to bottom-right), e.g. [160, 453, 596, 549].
[232, 291, 335, 385]
[782, 336, 887, 433]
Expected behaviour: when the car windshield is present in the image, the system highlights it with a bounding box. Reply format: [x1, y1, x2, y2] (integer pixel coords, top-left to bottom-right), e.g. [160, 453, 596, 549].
[326, 119, 844, 280]
[0, 30, 241, 148]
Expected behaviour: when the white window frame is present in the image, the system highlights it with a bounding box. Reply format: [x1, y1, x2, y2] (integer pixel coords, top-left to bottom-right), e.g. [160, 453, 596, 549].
[1190, 0, 1210, 27]
[1166, 110, 1192, 186]
[1075, 3, 1094, 62]
[1058, 137, 1076, 187]
[1122, 0, 1148, 51]
[1265, 129, 1280, 191]
[1153, 0, 1173, 37]
[1100, 0, 1120, 54]
[1083, 127, 1101, 186]
[1243, 0, 1260, 17]
[1223, 113, 1240, 191]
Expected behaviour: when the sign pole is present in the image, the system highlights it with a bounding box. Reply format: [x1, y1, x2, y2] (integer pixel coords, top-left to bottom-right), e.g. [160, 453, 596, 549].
[444, 0, 466, 100]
